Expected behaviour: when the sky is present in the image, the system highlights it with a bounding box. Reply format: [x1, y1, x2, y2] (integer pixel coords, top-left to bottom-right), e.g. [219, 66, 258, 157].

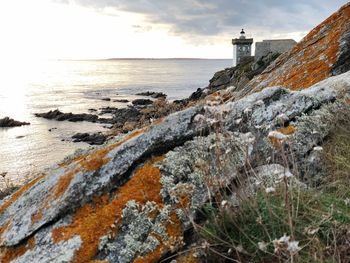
[0, 0, 348, 60]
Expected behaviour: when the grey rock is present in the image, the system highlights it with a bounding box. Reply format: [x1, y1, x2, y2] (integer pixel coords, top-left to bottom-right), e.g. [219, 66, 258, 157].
[0, 117, 30, 127]
[35, 109, 99, 123]
[1, 71, 350, 262]
[72, 132, 107, 145]
[132, 99, 153, 106]
[0, 105, 203, 247]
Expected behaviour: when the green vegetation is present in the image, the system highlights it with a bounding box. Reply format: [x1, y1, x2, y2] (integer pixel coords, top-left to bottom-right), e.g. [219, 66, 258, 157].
[200, 185, 349, 262]
[197, 104, 350, 263]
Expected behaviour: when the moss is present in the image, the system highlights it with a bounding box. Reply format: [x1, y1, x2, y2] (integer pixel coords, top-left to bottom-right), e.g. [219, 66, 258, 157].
[51, 156, 168, 263]
[0, 237, 35, 263]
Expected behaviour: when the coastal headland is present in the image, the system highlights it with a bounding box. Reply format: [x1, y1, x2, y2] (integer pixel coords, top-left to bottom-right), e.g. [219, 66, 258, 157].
[0, 3, 350, 262]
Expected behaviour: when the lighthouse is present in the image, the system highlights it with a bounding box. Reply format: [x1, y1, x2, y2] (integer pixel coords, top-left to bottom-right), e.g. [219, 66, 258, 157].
[232, 29, 253, 67]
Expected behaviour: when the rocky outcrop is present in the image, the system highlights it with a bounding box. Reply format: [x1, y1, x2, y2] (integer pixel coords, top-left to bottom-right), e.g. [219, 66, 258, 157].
[241, 2, 350, 95]
[35, 110, 100, 123]
[131, 99, 153, 106]
[0, 117, 30, 127]
[72, 132, 107, 145]
[185, 52, 280, 103]
[0, 71, 349, 262]
[135, 91, 167, 99]
[1, 4, 350, 263]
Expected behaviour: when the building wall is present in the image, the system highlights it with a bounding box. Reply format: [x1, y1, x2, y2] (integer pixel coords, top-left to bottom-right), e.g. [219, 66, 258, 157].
[233, 45, 237, 66]
[233, 43, 252, 66]
[255, 39, 296, 60]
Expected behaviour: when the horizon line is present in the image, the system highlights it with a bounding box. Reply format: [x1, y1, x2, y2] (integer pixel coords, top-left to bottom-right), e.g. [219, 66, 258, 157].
[52, 57, 232, 61]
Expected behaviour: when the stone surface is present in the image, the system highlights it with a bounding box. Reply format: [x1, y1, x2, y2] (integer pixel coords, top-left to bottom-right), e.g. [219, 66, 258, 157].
[35, 109, 100, 123]
[0, 117, 30, 127]
[136, 91, 167, 99]
[132, 99, 153, 106]
[72, 132, 107, 145]
[255, 39, 296, 60]
[241, 2, 350, 95]
[0, 71, 349, 262]
[1, 5, 350, 262]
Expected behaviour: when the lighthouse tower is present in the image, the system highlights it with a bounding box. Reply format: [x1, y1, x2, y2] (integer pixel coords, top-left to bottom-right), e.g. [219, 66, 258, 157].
[232, 29, 253, 67]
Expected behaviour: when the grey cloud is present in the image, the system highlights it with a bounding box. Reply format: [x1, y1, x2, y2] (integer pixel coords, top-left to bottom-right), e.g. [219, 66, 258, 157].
[58, 0, 349, 36]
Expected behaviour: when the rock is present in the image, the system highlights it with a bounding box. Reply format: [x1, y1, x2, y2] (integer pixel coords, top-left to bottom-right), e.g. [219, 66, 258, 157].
[0, 117, 30, 127]
[209, 68, 234, 89]
[185, 52, 279, 103]
[0, 70, 349, 262]
[72, 132, 107, 145]
[136, 91, 167, 99]
[35, 109, 99, 123]
[188, 88, 204, 101]
[1, 5, 350, 262]
[132, 99, 153, 106]
[241, 2, 350, 96]
[113, 99, 129, 103]
[111, 107, 141, 124]
[122, 121, 138, 133]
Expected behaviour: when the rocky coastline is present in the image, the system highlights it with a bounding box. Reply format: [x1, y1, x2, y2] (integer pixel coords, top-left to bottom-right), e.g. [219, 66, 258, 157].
[0, 3, 350, 263]
[0, 117, 30, 128]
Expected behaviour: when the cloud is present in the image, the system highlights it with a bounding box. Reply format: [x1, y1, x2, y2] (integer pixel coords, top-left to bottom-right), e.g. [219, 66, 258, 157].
[57, 0, 348, 37]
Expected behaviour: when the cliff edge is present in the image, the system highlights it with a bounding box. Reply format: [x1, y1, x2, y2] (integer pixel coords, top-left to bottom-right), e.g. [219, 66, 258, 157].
[0, 3, 350, 263]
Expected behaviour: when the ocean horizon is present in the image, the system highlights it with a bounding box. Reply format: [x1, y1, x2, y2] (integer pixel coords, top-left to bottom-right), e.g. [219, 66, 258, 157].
[0, 58, 232, 186]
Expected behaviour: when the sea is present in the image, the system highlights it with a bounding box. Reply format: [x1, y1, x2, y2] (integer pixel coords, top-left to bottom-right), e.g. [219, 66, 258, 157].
[0, 59, 232, 187]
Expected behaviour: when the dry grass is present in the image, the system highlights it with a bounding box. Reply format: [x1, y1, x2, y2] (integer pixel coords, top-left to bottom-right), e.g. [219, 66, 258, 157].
[189, 102, 350, 263]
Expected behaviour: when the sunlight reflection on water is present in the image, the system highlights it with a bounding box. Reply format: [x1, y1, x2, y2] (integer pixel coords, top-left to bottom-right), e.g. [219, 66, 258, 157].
[0, 59, 231, 186]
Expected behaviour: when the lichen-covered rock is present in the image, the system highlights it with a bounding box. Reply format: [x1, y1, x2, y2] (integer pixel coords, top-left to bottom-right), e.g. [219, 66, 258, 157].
[2, 4, 350, 257]
[241, 2, 350, 96]
[0, 70, 348, 262]
[0, 105, 204, 248]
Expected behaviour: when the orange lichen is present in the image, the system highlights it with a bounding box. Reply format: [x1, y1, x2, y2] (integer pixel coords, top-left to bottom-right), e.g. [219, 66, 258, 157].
[0, 175, 45, 216]
[0, 237, 35, 263]
[51, 156, 166, 263]
[31, 209, 43, 225]
[0, 175, 46, 235]
[151, 117, 164, 126]
[278, 125, 296, 135]
[31, 128, 147, 228]
[134, 211, 183, 263]
[269, 125, 296, 149]
[0, 220, 11, 244]
[250, 3, 350, 91]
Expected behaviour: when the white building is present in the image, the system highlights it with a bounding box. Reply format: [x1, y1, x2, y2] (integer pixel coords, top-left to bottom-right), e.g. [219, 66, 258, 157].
[232, 29, 253, 67]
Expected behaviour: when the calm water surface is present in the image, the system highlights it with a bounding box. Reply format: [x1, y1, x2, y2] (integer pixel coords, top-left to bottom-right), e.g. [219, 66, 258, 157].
[0, 59, 231, 186]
